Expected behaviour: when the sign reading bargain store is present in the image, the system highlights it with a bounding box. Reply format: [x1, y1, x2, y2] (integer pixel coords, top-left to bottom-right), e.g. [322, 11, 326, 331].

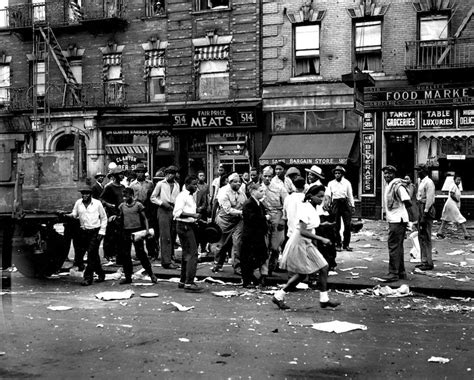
[364, 85, 474, 109]
[169, 106, 258, 130]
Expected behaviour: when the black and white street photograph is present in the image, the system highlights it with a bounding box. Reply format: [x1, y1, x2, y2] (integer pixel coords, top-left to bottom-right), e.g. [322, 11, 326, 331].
[1, 0, 474, 378]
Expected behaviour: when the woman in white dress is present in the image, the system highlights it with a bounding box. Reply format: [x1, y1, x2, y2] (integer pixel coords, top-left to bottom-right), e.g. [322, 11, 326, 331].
[437, 176, 470, 240]
[272, 185, 340, 310]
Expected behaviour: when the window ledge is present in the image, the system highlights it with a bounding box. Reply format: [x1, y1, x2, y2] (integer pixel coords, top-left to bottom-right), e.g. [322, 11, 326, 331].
[140, 14, 167, 21]
[289, 75, 323, 83]
[191, 7, 232, 15]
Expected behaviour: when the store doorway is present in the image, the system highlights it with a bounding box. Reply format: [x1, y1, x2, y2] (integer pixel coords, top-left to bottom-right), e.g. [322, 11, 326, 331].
[385, 133, 416, 179]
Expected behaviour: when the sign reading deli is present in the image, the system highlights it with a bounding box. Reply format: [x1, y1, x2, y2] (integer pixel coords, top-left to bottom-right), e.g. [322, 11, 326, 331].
[364, 85, 474, 109]
[169, 107, 258, 130]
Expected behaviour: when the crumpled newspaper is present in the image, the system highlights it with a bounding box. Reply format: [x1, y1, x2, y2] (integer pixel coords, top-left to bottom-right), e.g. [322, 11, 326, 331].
[95, 289, 134, 301]
[428, 356, 450, 364]
[47, 305, 72, 311]
[212, 290, 239, 298]
[373, 284, 410, 297]
[170, 301, 194, 312]
[311, 320, 368, 334]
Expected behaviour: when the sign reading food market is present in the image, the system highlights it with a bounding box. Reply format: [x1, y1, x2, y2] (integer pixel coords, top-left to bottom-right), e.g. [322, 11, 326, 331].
[421, 110, 455, 129]
[458, 109, 474, 128]
[364, 85, 474, 109]
[384, 111, 416, 129]
[170, 107, 257, 130]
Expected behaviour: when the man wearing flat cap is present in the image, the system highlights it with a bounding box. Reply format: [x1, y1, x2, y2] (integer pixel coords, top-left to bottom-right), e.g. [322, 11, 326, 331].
[325, 165, 355, 251]
[130, 163, 158, 260]
[151, 165, 180, 269]
[382, 165, 412, 282]
[414, 163, 436, 271]
[65, 185, 107, 286]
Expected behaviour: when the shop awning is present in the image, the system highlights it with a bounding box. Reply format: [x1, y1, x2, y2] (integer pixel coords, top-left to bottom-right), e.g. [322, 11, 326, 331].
[105, 144, 149, 155]
[259, 133, 359, 166]
[420, 131, 474, 140]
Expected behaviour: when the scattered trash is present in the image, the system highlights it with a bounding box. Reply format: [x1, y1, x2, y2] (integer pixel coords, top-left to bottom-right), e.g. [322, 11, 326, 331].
[131, 283, 154, 286]
[287, 316, 314, 326]
[179, 338, 190, 342]
[212, 290, 239, 298]
[295, 283, 308, 290]
[272, 328, 279, 333]
[428, 356, 450, 364]
[95, 290, 134, 301]
[328, 271, 338, 276]
[96, 324, 104, 328]
[198, 277, 226, 285]
[311, 320, 367, 334]
[170, 301, 194, 312]
[0, 352, 5, 356]
[47, 306, 72, 311]
[105, 272, 123, 281]
[370, 277, 390, 282]
[340, 266, 368, 272]
[140, 293, 159, 298]
[446, 250, 465, 256]
[289, 361, 298, 365]
[372, 284, 410, 297]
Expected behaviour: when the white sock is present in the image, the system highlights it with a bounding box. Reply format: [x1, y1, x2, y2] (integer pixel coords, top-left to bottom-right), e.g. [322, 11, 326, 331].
[320, 291, 329, 303]
[274, 289, 286, 301]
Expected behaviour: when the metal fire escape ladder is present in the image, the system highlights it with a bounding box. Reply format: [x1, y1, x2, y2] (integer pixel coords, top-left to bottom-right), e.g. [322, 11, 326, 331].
[37, 26, 81, 105]
[437, 6, 474, 64]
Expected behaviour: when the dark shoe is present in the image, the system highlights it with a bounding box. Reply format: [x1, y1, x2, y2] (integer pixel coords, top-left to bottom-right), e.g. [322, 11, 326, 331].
[343, 246, 353, 252]
[418, 264, 434, 271]
[272, 296, 290, 310]
[184, 283, 204, 293]
[119, 278, 132, 285]
[382, 275, 399, 283]
[436, 233, 446, 239]
[149, 274, 158, 284]
[211, 266, 223, 273]
[320, 300, 341, 309]
[81, 280, 92, 286]
[162, 263, 179, 270]
[95, 274, 106, 283]
[178, 282, 185, 289]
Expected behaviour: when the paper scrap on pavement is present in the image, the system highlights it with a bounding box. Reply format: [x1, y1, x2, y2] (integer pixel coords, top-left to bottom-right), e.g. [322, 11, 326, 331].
[296, 283, 308, 290]
[428, 356, 450, 364]
[328, 271, 338, 276]
[96, 324, 104, 328]
[454, 277, 471, 282]
[95, 290, 134, 301]
[131, 282, 154, 286]
[372, 284, 410, 297]
[361, 257, 373, 262]
[47, 306, 72, 311]
[179, 338, 190, 342]
[311, 320, 367, 334]
[212, 290, 239, 298]
[197, 276, 226, 285]
[170, 301, 194, 312]
[287, 316, 314, 326]
[370, 277, 390, 282]
[140, 293, 159, 298]
[105, 272, 122, 281]
[446, 250, 465, 256]
[340, 266, 368, 272]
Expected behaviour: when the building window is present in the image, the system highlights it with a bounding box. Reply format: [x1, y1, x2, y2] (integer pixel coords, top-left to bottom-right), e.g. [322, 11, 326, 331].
[195, 0, 229, 11]
[103, 53, 123, 105]
[146, 0, 165, 17]
[32, 0, 46, 22]
[35, 61, 46, 96]
[294, 24, 320, 76]
[0, 0, 8, 28]
[144, 49, 165, 102]
[273, 110, 355, 132]
[199, 60, 229, 99]
[355, 20, 382, 72]
[0, 64, 10, 103]
[420, 15, 448, 41]
[69, 60, 82, 84]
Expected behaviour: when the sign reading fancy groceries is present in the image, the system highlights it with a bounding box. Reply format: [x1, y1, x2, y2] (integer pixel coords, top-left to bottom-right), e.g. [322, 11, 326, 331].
[364, 85, 474, 109]
[170, 107, 257, 130]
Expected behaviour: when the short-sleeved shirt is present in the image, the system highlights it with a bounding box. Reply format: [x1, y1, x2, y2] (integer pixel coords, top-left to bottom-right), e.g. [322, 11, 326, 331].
[119, 201, 144, 230]
[283, 192, 305, 238]
[384, 179, 410, 223]
[297, 202, 320, 233]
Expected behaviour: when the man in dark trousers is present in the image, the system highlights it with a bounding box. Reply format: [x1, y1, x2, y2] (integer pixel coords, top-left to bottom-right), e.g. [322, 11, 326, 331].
[91, 172, 106, 200]
[195, 170, 210, 258]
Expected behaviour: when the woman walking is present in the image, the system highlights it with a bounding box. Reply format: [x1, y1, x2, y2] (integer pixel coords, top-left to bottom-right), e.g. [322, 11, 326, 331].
[272, 185, 340, 310]
[437, 176, 471, 240]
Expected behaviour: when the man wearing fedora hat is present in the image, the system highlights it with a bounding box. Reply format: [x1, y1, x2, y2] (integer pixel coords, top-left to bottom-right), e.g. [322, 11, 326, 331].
[151, 165, 181, 269]
[130, 163, 159, 260]
[414, 163, 436, 271]
[304, 165, 325, 192]
[91, 172, 106, 200]
[325, 165, 355, 251]
[66, 184, 108, 286]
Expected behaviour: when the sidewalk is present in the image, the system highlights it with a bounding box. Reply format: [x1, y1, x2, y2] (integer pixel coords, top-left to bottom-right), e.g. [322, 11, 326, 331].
[99, 219, 474, 298]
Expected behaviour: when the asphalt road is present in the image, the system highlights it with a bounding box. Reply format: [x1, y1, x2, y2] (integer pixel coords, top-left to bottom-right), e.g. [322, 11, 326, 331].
[1, 274, 473, 380]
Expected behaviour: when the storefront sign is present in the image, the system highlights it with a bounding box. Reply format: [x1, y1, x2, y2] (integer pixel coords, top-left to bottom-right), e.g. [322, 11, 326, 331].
[384, 111, 416, 129]
[170, 107, 258, 130]
[259, 158, 348, 166]
[458, 109, 474, 128]
[446, 154, 466, 160]
[105, 129, 170, 136]
[364, 85, 474, 109]
[421, 110, 455, 129]
[361, 133, 375, 195]
[362, 113, 374, 130]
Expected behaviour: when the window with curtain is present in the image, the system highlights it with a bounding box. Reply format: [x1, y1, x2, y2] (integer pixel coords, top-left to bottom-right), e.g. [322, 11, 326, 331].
[199, 60, 229, 99]
[355, 20, 382, 72]
[420, 15, 448, 41]
[35, 61, 46, 96]
[0, 64, 10, 103]
[195, 0, 229, 11]
[294, 24, 320, 76]
[148, 67, 165, 101]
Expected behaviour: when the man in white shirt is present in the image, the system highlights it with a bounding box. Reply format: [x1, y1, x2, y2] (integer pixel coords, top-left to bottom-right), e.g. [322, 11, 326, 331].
[382, 165, 411, 282]
[325, 165, 355, 251]
[173, 175, 203, 292]
[67, 185, 108, 286]
[150, 165, 180, 269]
[273, 161, 295, 194]
[415, 163, 436, 271]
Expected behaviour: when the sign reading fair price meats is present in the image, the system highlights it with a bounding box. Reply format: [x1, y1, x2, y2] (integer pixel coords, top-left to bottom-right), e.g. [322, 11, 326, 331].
[421, 110, 455, 129]
[170, 107, 257, 130]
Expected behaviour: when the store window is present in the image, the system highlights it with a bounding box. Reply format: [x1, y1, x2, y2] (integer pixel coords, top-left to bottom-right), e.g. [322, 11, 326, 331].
[199, 60, 229, 99]
[145, 0, 165, 16]
[355, 20, 382, 73]
[294, 24, 320, 76]
[273, 110, 354, 132]
[0, 64, 10, 104]
[195, 0, 229, 11]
